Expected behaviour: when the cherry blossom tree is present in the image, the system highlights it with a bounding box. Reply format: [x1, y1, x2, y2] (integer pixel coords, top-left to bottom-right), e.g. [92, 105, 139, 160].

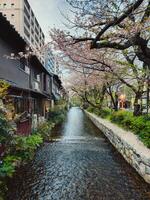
[50, 0, 150, 115]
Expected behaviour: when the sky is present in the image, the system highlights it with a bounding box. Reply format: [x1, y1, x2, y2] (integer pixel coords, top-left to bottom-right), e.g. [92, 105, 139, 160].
[28, 0, 72, 82]
[28, 0, 69, 41]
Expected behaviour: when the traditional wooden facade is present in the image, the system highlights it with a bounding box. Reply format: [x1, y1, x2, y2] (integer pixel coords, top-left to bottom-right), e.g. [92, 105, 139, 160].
[0, 14, 62, 135]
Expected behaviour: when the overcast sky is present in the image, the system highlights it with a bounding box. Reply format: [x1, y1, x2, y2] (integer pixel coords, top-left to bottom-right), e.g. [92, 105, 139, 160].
[28, 0, 69, 41]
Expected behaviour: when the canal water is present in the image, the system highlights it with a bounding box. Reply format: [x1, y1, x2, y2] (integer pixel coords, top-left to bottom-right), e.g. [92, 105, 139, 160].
[7, 107, 150, 200]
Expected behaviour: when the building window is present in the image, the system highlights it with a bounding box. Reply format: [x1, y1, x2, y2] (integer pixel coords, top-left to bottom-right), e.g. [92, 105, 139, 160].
[20, 58, 30, 74]
[11, 3, 14, 8]
[35, 34, 39, 43]
[24, 16, 30, 29]
[31, 10, 34, 18]
[11, 14, 15, 19]
[31, 29, 34, 35]
[35, 26, 39, 35]
[20, 58, 26, 71]
[31, 20, 34, 27]
[14, 97, 29, 114]
[43, 74, 46, 91]
[24, 0, 30, 10]
[35, 19, 39, 28]
[24, 27, 30, 39]
[31, 37, 34, 44]
[24, 6, 30, 20]
[3, 3, 6, 8]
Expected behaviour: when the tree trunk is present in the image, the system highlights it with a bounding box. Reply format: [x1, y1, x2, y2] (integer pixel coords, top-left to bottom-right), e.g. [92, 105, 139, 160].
[133, 92, 142, 116]
[114, 92, 119, 111]
[107, 87, 118, 111]
[98, 85, 107, 110]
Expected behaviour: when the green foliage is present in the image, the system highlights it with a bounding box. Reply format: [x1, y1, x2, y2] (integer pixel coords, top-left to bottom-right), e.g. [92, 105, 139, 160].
[87, 106, 112, 118]
[139, 127, 150, 148]
[87, 107, 150, 148]
[36, 122, 55, 141]
[99, 108, 112, 119]
[130, 116, 147, 134]
[0, 155, 22, 199]
[12, 134, 43, 161]
[109, 111, 150, 148]
[49, 105, 67, 124]
[0, 103, 67, 168]
[110, 110, 132, 125]
[87, 106, 96, 113]
[0, 134, 43, 181]
[0, 80, 9, 98]
[70, 96, 82, 107]
[0, 155, 21, 177]
[0, 113, 12, 144]
[0, 103, 67, 178]
[0, 103, 67, 199]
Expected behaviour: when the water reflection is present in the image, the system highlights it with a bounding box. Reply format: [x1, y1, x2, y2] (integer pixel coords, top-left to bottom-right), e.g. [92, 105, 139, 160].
[7, 107, 150, 200]
[62, 107, 102, 140]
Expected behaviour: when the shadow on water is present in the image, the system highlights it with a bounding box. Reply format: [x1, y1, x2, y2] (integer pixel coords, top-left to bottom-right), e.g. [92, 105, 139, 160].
[7, 107, 150, 200]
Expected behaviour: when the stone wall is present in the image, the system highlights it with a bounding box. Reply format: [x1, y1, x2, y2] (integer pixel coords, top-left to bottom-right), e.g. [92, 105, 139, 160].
[85, 111, 150, 184]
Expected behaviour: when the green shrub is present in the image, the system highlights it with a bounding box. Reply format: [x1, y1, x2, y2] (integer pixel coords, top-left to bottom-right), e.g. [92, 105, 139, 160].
[110, 110, 129, 124]
[120, 112, 134, 129]
[0, 155, 21, 177]
[130, 116, 146, 134]
[87, 106, 102, 116]
[0, 113, 12, 145]
[0, 155, 21, 199]
[12, 134, 43, 161]
[99, 108, 112, 118]
[87, 106, 96, 113]
[0, 134, 43, 178]
[87, 107, 150, 148]
[36, 122, 55, 141]
[137, 121, 150, 148]
[49, 105, 67, 124]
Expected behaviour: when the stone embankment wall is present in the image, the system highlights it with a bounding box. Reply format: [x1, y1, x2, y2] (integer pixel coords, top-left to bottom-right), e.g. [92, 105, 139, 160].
[85, 111, 150, 184]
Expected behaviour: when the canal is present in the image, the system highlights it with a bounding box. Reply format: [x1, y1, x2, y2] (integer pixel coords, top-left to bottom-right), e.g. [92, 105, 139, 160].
[7, 107, 150, 200]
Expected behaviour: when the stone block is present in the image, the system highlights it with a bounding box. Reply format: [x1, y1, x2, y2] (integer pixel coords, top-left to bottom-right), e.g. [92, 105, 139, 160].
[145, 166, 150, 175]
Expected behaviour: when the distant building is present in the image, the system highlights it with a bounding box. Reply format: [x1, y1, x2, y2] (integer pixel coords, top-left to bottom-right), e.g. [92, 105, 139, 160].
[44, 45, 60, 76]
[0, 0, 45, 64]
[55, 60, 60, 75]
[44, 45, 56, 74]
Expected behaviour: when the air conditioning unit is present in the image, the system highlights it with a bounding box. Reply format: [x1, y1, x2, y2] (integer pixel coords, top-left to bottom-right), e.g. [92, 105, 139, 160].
[34, 81, 40, 91]
[37, 75, 40, 82]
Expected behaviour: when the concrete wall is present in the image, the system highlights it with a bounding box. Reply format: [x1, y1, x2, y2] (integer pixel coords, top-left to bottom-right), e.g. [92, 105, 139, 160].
[0, 0, 45, 49]
[0, 0, 24, 35]
[85, 111, 150, 184]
